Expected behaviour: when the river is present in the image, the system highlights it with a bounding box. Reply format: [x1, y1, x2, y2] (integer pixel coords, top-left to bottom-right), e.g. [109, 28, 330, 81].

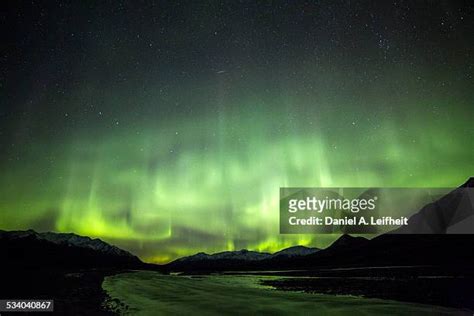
[102, 271, 468, 315]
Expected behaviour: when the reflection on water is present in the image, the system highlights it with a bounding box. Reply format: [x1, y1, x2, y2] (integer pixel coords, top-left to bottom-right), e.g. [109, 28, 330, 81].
[102, 271, 467, 315]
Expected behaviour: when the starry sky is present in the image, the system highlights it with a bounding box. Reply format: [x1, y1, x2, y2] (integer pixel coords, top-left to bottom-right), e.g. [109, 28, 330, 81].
[1, 1, 473, 263]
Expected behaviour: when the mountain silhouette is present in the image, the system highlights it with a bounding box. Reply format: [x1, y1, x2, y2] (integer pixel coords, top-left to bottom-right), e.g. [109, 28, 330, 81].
[0, 229, 144, 270]
[325, 234, 368, 250]
[271, 245, 320, 258]
[174, 249, 272, 262]
[166, 245, 321, 271]
[393, 177, 474, 234]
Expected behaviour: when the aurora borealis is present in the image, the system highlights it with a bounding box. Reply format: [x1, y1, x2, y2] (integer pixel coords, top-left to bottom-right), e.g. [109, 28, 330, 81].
[1, 1, 474, 263]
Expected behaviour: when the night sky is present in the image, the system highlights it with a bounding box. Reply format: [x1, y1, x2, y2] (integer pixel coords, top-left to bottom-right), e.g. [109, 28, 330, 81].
[1, 1, 473, 263]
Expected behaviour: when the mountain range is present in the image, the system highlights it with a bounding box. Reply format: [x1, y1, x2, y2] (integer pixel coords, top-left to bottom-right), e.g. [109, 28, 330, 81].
[0, 229, 143, 270]
[170, 245, 320, 264]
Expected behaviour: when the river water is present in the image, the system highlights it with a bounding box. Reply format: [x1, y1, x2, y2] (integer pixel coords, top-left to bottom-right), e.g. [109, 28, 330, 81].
[102, 271, 468, 315]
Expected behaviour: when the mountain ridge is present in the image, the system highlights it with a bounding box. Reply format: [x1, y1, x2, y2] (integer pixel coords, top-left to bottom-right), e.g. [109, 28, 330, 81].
[0, 229, 136, 258]
[0, 229, 144, 270]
